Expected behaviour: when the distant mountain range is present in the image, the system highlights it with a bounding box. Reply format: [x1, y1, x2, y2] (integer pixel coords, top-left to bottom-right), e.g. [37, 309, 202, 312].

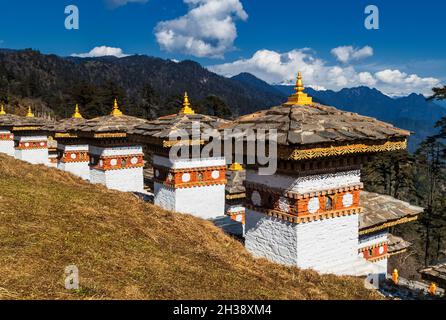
[0, 49, 444, 151]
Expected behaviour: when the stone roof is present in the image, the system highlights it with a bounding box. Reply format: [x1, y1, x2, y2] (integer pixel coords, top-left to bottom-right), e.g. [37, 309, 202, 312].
[0, 114, 20, 127]
[419, 260, 446, 287]
[359, 191, 423, 233]
[388, 234, 412, 255]
[130, 113, 228, 142]
[45, 117, 87, 134]
[0, 114, 52, 129]
[77, 115, 148, 135]
[222, 104, 410, 147]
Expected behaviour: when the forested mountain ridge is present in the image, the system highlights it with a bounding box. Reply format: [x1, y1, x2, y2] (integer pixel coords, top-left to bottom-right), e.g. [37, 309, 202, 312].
[0, 49, 286, 120]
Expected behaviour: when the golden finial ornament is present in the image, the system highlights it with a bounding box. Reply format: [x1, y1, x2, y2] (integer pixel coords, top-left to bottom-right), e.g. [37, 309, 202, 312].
[26, 106, 35, 117]
[229, 162, 243, 171]
[72, 104, 83, 119]
[284, 71, 313, 106]
[111, 98, 123, 117]
[0, 104, 6, 115]
[179, 92, 195, 115]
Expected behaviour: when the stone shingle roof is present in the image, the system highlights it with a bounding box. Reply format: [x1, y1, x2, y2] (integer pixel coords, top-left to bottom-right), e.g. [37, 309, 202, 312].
[359, 191, 423, 233]
[419, 260, 446, 287]
[45, 117, 87, 134]
[0, 114, 52, 129]
[222, 104, 410, 147]
[0, 114, 20, 127]
[388, 234, 412, 255]
[131, 113, 228, 141]
[77, 115, 148, 135]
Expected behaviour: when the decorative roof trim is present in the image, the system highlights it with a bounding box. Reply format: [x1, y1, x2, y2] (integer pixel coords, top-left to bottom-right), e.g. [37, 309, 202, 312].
[93, 132, 127, 138]
[279, 140, 407, 160]
[162, 139, 204, 148]
[388, 249, 408, 257]
[359, 241, 389, 253]
[367, 254, 390, 263]
[12, 126, 42, 131]
[55, 133, 79, 138]
[359, 215, 418, 235]
[226, 193, 246, 200]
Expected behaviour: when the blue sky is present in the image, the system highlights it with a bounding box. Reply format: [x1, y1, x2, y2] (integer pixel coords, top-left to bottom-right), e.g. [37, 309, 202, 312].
[0, 0, 445, 96]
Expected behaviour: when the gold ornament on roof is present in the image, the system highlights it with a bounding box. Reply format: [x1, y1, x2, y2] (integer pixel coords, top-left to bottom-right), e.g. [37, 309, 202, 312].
[72, 104, 83, 119]
[284, 71, 313, 106]
[111, 98, 123, 117]
[26, 106, 35, 118]
[229, 162, 243, 171]
[0, 104, 6, 115]
[179, 92, 195, 115]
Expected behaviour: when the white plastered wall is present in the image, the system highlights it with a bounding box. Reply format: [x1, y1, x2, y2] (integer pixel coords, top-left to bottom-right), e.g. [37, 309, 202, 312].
[14, 135, 49, 165]
[90, 167, 144, 192]
[153, 155, 226, 219]
[89, 145, 144, 193]
[154, 182, 225, 219]
[57, 143, 90, 180]
[0, 130, 14, 156]
[244, 168, 362, 275]
[295, 214, 359, 273]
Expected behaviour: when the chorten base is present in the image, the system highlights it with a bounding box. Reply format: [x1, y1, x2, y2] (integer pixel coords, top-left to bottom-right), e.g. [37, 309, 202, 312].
[245, 208, 361, 275]
[153, 155, 226, 219]
[57, 144, 90, 180]
[88, 145, 145, 193]
[0, 130, 14, 156]
[14, 136, 49, 165]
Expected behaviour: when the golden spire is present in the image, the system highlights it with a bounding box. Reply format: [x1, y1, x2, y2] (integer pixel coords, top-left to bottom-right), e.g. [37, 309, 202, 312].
[110, 98, 123, 117]
[72, 104, 83, 119]
[284, 71, 313, 106]
[26, 106, 35, 117]
[0, 104, 5, 115]
[179, 92, 195, 115]
[229, 162, 243, 171]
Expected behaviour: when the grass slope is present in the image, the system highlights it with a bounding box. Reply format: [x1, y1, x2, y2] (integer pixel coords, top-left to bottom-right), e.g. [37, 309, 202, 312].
[0, 154, 380, 300]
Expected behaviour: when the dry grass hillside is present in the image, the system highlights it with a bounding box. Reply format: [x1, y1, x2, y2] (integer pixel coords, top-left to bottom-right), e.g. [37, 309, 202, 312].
[0, 154, 380, 300]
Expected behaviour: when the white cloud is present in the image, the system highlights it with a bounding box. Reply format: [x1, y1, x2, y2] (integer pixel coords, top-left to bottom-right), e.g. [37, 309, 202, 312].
[154, 0, 248, 58]
[208, 48, 441, 96]
[105, 0, 148, 8]
[358, 72, 377, 86]
[374, 69, 440, 96]
[331, 45, 373, 63]
[71, 46, 130, 58]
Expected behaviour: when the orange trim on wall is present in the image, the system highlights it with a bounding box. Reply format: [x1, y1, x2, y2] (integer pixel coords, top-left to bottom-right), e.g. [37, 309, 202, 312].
[154, 165, 227, 189]
[0, 133, 13, 141]
[246, 187, 361, 217]
[15, 140, 47, 150]
[91, 154, 144, 171]
[59, 151, 90, 164]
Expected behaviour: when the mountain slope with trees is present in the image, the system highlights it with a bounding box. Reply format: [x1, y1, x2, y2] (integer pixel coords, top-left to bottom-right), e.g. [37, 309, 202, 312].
[0, 49, 286, 120]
